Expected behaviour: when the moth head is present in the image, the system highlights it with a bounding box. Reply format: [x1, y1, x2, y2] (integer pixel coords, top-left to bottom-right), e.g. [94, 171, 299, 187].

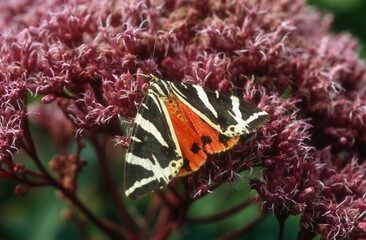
[126, 72, 158, 86]
[147, 74, 159, 84]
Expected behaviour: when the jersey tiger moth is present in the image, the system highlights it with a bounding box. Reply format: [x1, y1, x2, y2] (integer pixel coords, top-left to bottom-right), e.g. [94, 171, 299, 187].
[124, 74, 269, 200]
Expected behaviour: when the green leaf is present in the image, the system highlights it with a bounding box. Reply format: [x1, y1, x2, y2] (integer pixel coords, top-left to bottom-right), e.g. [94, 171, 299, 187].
[280, 86, 292, 99]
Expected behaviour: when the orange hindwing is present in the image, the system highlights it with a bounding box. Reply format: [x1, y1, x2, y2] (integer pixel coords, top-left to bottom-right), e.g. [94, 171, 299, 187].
[164, 93, 239, 176]
[164, 95, 207, 176]
[177, 99, 239, 154]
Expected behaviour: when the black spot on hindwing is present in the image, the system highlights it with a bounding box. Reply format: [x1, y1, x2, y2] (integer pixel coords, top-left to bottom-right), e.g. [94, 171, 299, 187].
[201, 136, 212, 146]
[190, 142, 201, 154]
[183, 158, 191, 172]
[218, 133, 230, 147]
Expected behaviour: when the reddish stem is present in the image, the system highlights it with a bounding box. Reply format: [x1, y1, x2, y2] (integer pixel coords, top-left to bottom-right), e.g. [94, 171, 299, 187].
[152, 187, 190, 239]
[0, 158, 15, 178]
[146, 196, 161, 225]
[151, 207, 173, 240]
[156, 190, 176, 209]
[0, 173, 12, 178]
[24, 168, 45, 178]
[21, 115, 125, 239]
[71, 136, 85, 192]
[219, 211, 268, 240]
[89, 133, 136, 239]
[168, 183, 186, 202]
[13, 175, 49, 186]
[186, 198, 255, 223]
[277, 214, 286, 240]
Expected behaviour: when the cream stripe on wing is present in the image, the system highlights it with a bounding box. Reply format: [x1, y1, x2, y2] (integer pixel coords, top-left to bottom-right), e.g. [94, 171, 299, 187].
[191, 84, 218, 118]
[125, 154, 181, 196]
[125, 176, 158, 196]
[135, 114, 169, 148]
[245, 111, 268, 124]
[150, 84, 166, 96]
[170, 83, 222, 132]
[125, 153, 171, 181]
[228, 95, 249, 134]
[156, 95, 183, 158]
[227, 96, 268, 134]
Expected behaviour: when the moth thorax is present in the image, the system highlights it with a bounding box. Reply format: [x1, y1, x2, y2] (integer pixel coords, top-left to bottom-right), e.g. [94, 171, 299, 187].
[163, 94, 186, 121]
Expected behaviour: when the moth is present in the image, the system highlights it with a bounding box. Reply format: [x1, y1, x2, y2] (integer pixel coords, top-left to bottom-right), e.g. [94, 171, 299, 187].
[124, 74, 269, 200]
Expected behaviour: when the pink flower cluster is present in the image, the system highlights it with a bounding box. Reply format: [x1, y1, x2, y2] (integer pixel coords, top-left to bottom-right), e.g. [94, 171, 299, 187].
[0, 0, 365, 239]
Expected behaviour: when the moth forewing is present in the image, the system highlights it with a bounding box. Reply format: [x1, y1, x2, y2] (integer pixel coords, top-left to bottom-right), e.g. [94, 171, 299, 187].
[124, 91, 183, 200]
[168, 81, 269, 137]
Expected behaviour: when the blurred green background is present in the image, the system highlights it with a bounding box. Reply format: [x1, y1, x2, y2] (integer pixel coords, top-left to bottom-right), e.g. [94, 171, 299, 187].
[1, 1, 365, 239]
[308, 0, 366, 57]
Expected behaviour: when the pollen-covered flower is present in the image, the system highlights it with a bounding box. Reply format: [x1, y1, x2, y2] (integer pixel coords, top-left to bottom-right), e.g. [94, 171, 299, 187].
[299, 148, 366, 240]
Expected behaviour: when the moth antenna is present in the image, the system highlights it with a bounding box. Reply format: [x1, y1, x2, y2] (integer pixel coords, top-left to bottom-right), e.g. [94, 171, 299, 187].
[122, 72, 152, 98]
[125, 72, 149, 87]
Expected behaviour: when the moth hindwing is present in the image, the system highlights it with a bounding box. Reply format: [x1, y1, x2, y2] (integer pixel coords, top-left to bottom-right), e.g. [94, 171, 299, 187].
[124, 74, 269, 200]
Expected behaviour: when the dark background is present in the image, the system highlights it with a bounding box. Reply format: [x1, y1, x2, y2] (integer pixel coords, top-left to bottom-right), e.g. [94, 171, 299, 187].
[0, 1, 365, 239]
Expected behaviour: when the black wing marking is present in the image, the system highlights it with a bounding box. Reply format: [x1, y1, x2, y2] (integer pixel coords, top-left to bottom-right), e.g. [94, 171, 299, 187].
[124, 92, 183, 200]
[168, 81, 269, 137]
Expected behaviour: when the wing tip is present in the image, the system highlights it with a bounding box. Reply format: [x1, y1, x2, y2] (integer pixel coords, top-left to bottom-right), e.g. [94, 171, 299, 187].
[125, 190, 138, 200]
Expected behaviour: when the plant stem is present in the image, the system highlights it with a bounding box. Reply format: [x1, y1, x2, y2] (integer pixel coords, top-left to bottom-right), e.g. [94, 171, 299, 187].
[186, 198, 255, 223]
[219, 211, 268, 240]
[22, 115, 125, 239]
[278, 216, 285, 240]
[89, 134, 136, 239]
